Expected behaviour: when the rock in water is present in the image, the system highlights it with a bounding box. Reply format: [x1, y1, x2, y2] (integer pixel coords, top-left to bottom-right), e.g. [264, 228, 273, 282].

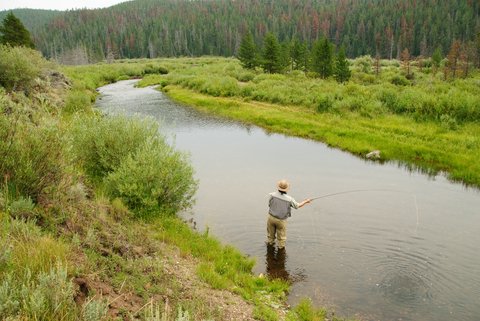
[366, 150, 381, 159]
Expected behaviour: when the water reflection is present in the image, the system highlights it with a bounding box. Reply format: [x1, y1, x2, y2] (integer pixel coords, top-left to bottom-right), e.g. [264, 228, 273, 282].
[266, 244, 290, 281]
[265, 244, 306, 283]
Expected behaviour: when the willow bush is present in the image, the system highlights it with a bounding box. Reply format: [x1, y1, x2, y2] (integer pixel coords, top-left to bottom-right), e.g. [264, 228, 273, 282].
[105, 138, 197, 217]
[69, 115, 197, 217]
[0, 45, 46, 93]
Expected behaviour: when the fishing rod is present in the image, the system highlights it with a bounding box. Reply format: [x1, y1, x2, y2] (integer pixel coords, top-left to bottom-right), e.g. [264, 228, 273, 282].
[308, 188, 420, 232]
[309, 189, 410, 201]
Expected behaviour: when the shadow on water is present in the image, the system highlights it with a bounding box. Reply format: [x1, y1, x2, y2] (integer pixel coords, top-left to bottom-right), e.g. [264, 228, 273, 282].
[265, 244, 306, 283]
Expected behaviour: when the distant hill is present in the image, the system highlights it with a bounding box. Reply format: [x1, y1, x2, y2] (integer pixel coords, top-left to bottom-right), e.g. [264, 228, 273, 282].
[0, 9, 61, 34]
[11, 0, 480, 63]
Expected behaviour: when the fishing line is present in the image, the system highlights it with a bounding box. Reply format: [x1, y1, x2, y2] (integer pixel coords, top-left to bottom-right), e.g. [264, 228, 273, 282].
[310, 189, 411, 200]
[309, 189, 420, 233]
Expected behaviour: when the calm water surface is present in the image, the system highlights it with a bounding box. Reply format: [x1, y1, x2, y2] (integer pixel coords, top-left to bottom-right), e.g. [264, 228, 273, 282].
[97, 80, 480, 321]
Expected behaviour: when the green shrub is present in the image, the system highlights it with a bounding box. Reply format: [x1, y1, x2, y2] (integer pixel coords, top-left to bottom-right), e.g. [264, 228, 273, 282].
[0, 265, 78, 320]
[440, 114, 458, 130]
[0, 45, 46, 92]
[82, 298, 108, 321]
[236, 70, 255, 82]
[315, 94, 334, 113]
[0, 102, 69, 201]
[353, 55, 373, 73]
[143, 64, 169, 75]
[70, 115, 159, 180]
[390, 75, 410, 86]
[105, 138, 197, 217]
[200, 76, 239, 97]
[378, 88, 399, 112]
[64, 89, 92, 114]
[8, 196, 35, 219]
[286, 298, 327, 321]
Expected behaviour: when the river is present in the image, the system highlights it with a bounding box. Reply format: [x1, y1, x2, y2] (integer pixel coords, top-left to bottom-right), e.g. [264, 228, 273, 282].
[96, 80, 480, 321]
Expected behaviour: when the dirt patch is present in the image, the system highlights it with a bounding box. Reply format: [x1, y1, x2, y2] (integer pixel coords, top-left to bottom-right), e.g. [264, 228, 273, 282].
[160, 244, 256, 321]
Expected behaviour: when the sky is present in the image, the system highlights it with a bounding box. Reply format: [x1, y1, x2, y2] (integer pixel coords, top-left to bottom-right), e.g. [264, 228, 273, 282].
[0, 0, 130, 11]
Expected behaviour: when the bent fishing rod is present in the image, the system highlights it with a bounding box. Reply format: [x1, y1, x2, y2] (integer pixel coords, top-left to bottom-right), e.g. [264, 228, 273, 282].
[309, 188, 413, 201]
[307, 188, 420, 232]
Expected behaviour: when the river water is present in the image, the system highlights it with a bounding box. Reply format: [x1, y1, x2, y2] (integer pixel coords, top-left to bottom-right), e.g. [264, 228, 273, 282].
[97, 80, 480, 321]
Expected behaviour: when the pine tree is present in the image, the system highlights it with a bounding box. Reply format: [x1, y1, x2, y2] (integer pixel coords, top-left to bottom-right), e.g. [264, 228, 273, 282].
[261, 33, 282, 74]
[311, 37, 333, 78]
[0, 12, 34, 48]
[238, 31, 257, 69]
[432, 47, 443, 73]
[290, 38, 307, 71]
[334, 47, 351, 83]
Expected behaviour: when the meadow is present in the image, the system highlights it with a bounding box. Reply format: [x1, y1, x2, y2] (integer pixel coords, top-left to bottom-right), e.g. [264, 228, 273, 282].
[137, 56, 480, 187]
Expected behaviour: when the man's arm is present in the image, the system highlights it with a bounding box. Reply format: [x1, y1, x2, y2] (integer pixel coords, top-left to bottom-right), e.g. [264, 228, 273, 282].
[298, 198, 312, 208]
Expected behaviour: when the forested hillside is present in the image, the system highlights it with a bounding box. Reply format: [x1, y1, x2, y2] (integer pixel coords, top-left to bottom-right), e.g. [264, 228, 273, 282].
[6, 0, 480, 63]
[0, 9, 60, 32]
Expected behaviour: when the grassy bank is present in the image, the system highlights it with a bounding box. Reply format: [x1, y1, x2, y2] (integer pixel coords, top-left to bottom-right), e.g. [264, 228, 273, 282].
[1, 48, 345, 321]
[137, 57, 480, 187]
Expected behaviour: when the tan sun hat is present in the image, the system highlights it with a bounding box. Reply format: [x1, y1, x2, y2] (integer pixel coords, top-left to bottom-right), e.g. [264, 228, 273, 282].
[277, 179, 289, 192]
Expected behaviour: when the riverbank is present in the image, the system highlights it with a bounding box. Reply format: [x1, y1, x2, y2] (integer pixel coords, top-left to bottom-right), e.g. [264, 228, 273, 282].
[137, 57, 480, 187]
[1, 49, 344, 321]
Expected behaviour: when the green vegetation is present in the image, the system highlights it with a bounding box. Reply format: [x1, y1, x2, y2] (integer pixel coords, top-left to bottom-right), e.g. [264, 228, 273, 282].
[238, 31, 258, 70]
[14, 0, 478, 62]
[0, 12, 34, 48]
[1, 48, 340, 320]
[334, 47, 351, 83]
[0, 45, 45, 91]
[137, 56, 480, 186]
[312, 38, 334, 79]
[262, 33, 283, 74]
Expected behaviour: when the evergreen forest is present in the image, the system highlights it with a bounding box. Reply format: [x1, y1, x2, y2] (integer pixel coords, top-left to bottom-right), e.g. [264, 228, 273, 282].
[1, 0, 479, 63]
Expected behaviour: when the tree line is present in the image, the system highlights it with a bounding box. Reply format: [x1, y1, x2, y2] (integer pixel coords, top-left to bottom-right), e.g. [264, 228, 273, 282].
[239, 32, 351, 82]
[9, 0, 477, 64]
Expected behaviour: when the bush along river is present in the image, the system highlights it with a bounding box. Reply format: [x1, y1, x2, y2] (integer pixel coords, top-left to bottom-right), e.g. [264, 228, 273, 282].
[97, 80, 480, 321]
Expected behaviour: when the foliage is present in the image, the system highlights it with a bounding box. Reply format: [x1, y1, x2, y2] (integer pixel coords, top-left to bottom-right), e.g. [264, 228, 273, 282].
[17, 0, 479, 62]
[311, 38, 334, 78]
[353, 55, 373, 73]
[69, 115, 160, 181]
[81, 299, 108, 321]
[0, 12, 34, 48]
[262, 33, 283, 74]
[290, 38, 309, 71]
[143, 63, 169, 75]
[0, 45, 45, 92]
[0, 97, 69, 202]
[286, 298, 329, 321]
[432, 47, 443, 69]
[104, 138, 197, 217]
[64, 89, 92, 113]
[0, 265, 78, 319]
[334, 47, 351, 83]
[238, 31, 257, 70]
[7, 196, 35, 219]
[390, 75, 410, 86]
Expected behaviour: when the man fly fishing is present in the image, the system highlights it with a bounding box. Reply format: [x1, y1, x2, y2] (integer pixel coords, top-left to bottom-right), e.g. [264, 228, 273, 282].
[267, 179, 311, 249]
